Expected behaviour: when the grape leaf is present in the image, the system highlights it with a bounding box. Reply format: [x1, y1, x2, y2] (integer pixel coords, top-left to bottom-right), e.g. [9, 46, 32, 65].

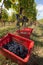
[4, 0, 12, 9]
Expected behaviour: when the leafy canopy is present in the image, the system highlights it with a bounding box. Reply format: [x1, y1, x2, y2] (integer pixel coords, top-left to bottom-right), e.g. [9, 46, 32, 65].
[0, 0, 37, 21]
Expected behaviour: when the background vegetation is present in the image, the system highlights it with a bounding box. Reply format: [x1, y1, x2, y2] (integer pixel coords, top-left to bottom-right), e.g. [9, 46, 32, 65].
[0, 0, 37, 26]
[0, 0, 43, 65]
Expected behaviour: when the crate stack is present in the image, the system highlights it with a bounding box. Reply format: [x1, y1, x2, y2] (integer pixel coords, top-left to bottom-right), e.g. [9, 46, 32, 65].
[0, 28, 34, 65]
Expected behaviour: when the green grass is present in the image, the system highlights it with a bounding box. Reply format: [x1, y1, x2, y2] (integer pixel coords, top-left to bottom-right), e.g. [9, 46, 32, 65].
[0, 25, 16, 38]
[0, 54, 18, 65]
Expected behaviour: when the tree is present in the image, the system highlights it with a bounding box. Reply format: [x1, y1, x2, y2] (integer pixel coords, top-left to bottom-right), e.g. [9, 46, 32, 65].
[7, 12, 16, 25]
[17, 0, 37, 26]
[11, 12, 16, 23]
[0, 0, 37, 26]
[10, 0, 37, 22]
[2, 9, 8, 26]
[8, 15, 12, 25]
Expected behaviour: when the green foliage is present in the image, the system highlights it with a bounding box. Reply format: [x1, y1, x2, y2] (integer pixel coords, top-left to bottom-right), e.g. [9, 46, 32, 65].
[4, 0, 19, 13]
[8, 15, 12, 22]
[8, 12, 16, 23]
[10, 0, 15, 4]
[0, 0, 1, 2]
[1, 0, 37, 23]
[11, 12, 16, 22]
[2, 9, 8, 22]
[18, 0, 37, 21]
[11, 4, 19, 13]
[4, 0, 12, 9]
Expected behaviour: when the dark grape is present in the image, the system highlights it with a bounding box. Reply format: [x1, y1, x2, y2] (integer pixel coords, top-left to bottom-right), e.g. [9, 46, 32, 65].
[16, 14, 20, 20]
[22, 16, 28, 22]
[3, 43, 11, 50]
[20, 7, 23, 14]
[9, 46, 13, 51]
[3, 40, 28, 59]
[19, 45, 24, 54]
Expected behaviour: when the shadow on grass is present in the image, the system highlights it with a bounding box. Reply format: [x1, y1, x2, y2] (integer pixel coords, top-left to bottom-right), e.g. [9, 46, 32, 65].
[28, 54, 43, 65]
[39, 24, 43, 27]
[30, 38, 43, 47]
[34, 40, 43, 47]
[40, 27, 43, 30]
[38, 24, 43, 30]
[32, 33, 42, 37]
[30, 33, 43, 47]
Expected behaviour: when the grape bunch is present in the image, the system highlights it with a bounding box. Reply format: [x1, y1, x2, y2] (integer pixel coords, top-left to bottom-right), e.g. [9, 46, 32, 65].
[3, 40, 28, 59]
[20, 7, 23, 14]
[22, 16, 28, 22]
[16, 14, 20, 20]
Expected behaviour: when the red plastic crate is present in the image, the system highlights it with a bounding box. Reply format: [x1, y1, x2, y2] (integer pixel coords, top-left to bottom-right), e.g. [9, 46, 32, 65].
[16, 28, 33, 38]
[0, 33, 34, 65]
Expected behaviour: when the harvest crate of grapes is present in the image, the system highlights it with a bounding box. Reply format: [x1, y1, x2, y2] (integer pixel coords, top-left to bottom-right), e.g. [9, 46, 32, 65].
[16, 28, 33, 38]
[0, 33, 34, 65]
